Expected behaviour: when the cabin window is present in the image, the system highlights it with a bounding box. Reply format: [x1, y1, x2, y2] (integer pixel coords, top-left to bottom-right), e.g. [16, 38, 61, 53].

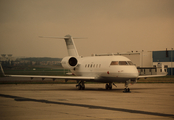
[99, 64, 101, 68]
[93, 64, 95, 67]
[127, 61, 133, 65]
[119, 61, 128, 65]
[110, 61, 119, 65]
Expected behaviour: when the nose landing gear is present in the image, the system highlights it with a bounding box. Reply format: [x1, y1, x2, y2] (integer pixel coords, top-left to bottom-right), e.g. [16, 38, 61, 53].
[123, 80, 131, 93]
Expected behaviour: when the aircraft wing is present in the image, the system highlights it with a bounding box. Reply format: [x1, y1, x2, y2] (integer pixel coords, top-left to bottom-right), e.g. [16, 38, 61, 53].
[5, 75, 95, 80]
[0, 64, 95, 80]
[138, 73, 167, 78]
[137, 64, 167, 78]
[138, 72, 167, 78]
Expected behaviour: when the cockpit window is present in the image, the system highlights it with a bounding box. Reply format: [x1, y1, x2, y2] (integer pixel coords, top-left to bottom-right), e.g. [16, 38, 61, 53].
[110, 61, 134, 65]
[110, 61, 119, 65]
[127, 61, 134, 65]
[119, 61, 128, 65]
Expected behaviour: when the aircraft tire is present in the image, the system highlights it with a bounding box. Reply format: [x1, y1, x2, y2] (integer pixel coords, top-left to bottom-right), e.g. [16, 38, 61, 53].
[105, 84, 109, 90]
[82, 85, 85, 90]
[109, 86, 112, 90]
[123, 88, 131, 93]
[77, 85, 85, 90]
[127, 88, 130, 92]
[78, 85, 82, 90]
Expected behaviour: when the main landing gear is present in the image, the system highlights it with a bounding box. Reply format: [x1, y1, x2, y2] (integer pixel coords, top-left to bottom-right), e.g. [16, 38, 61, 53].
[123, 80, 131, 93]
[105, 83, 117, 90]
[76, 81, 85, 90]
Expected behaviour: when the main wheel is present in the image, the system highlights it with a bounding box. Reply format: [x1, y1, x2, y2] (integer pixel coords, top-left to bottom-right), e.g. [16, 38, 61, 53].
[105, 84, 109, 90]
[127, 88, 130, 92]
[82, 85, 85, 90]
[109, 84, 112, 90]
[78, 85, 82, 90]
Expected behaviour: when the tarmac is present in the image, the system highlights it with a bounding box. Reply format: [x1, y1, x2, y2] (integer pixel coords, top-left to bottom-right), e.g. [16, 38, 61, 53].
[0, 82, 174, 120]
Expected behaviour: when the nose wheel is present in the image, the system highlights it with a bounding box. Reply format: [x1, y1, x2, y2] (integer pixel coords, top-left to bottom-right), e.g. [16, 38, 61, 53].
[123, 80, 131, 93]
[124, 88, 130, 92]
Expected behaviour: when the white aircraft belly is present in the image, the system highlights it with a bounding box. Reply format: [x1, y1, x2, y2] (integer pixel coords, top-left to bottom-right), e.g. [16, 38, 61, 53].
[71, 65, 138, 83]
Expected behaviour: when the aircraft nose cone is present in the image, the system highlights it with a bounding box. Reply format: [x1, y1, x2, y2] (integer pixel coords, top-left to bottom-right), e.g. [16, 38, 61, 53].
[128, 68, 139, 78]
[131, 72, 139, 78]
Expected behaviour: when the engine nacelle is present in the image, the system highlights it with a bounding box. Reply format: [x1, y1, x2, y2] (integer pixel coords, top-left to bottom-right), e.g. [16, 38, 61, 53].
[61, 56, 79, 69]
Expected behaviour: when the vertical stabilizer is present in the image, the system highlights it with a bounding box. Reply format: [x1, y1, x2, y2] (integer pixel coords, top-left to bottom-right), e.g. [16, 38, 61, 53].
[64, 35, 79, 56]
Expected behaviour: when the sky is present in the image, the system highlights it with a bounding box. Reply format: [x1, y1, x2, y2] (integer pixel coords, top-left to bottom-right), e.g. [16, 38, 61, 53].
[0, 0, 174, 58]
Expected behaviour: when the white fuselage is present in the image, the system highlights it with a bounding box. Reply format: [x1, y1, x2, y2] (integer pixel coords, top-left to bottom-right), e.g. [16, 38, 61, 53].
[68, 56, 139, 83]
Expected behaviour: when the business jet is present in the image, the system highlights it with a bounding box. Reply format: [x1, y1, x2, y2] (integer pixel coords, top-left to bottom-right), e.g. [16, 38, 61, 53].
[0, 35, 167, 92]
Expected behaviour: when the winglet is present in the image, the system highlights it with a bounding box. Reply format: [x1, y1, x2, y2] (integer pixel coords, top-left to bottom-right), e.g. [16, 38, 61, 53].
[0, 63, 6, 77]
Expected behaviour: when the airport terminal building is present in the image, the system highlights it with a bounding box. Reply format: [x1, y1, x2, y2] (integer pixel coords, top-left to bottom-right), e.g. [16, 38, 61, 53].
[124, 49, 174, 75]
[152, 50, 174, 75]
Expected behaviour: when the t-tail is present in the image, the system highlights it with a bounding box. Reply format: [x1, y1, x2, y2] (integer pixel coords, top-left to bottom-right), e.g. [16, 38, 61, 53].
[64, 35, 79, 56]
[39, 34, 79, 56]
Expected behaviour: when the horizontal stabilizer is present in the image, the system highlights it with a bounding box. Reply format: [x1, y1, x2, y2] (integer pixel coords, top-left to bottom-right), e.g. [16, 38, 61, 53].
[39, 36, 87, 39]
[39, 36, 69, 39]
[39, 34, 81, 56]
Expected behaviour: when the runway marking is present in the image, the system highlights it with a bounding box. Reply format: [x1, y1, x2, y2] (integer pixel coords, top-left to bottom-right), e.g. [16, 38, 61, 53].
[0, 93, 174, 118]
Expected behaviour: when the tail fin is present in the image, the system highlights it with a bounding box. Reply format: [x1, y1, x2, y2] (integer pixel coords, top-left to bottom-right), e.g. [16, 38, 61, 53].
[39, 34, 79, 56]
[64, 35, 79, 56]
